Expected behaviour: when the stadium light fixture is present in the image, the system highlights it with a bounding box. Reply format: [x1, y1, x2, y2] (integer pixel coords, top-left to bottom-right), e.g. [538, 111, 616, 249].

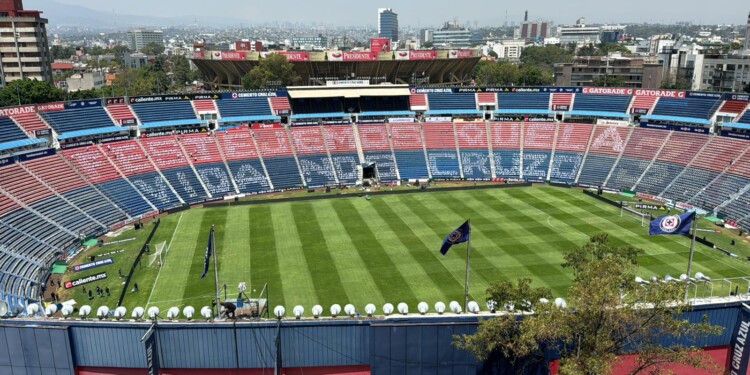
[695, 272, 710, 281]
[147, 307, 160, 320]
[364, 304, 376, 317]
[293, 305, 304, 319]
[417, 302, 429, 315]
[504, 302, 514, 311]
[664, 274, 675, 283]
[312, 305, 323, 318]
[61, 305, 74, 319]
[383, 303, 394, 316]
[273, 306, 286, 319]
[449, 301, 462, 314]
[26, 303, 40, 316]
[79, 305, 92, 319]
[200, 306, 212, 320]
[132, 307, 145, 320]
[167, 307, 180, 320]
[96, 306, 109, 320]
[467, 301, 480, 314]
[554, 298, 567, 309]
[679, 274, 689, 282]
[330, 304, 341, 318]
[486, 300, 497, 313]
[114, 306, 127, 320]
[435, 302, 446, 314]
[397, 303, 408, 315]
[635, 277, 649, 285]
[539, 298, 550, 304]
[182, 306, 194, 320]
[44, 304, 57, 317]
[344, 304, 356, 317]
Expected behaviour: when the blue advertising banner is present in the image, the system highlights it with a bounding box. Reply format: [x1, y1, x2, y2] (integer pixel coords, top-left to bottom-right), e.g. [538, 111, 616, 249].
[726, 304, 750, 375]
[72, 257, 114, 272]
[65, 99, 102, 110]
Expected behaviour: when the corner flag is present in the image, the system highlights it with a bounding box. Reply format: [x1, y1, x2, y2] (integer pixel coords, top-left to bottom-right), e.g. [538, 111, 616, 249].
[440, 220, 470, 255]
[200, 226, 214, 279]
[648, 211, 695, 236]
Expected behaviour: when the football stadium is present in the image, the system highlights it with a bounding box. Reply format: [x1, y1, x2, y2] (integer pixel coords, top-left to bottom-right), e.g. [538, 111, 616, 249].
[4, 82, 750, 373]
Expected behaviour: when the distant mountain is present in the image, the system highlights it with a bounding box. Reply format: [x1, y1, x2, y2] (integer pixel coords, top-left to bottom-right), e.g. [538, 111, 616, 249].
[26, 0, 249, 29]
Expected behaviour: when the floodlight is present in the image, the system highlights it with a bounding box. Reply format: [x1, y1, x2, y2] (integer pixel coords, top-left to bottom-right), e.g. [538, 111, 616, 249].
[664, 274, 675, 283]
[182, 306, 194, 320]
[539, 298, 550, 304]
[312, 305, 323, 318]
[293, 305, 304, 319]
[26, 303, 39, 316]
[449, 301, 462, 314]
[200, 306, 212, 320]
[554, 298, 567, 309]
[61, 305, 74, 318]
[114, 306, 127, 320]
[273, 306, 285, 319]
[79, 305, 92, 319]
[44, 304, 58, 317]
[467, 301, 480, 314]
[504, 302, 515, 311]
[167, 307, 180, 320]
[96, 306, 109, 319]
[635, 276, 649, 285]
[383, 303, 394, 315]
[486, 299, 497, 313]
[679, 274, 689, 282]
[397, 303, 408, 315]
[417, 302, 429, 315]
[650, 276, 659, 283]
[344, 304, 356, 317]
[695, 272, 710, 281]
[364, 304, 376, 317]
[147, 307, 160, 319]
[330, 304, 341, 317]
[435, 302, 446, 314]
[132, 307, 145, 320]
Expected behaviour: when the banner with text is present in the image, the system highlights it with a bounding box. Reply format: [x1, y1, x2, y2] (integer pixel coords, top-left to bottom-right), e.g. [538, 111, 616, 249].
[727, 304, 750, 375]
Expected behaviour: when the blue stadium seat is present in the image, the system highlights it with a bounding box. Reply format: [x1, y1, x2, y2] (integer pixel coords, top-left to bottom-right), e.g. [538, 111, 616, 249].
[217, 97, 273, 118]
[128, 171, 182, 210]
[427, 93, 477, 111]
[523, 151, 551, 181]
[460, 150, 492, 180]
[95, 178, 154, 217]
[606, 156, 651, 191]
[194, 162, 236, 197]
[29, 195, 104, 236]
[692, 174, 749, 212]
[572, 94, 630, 114]
[663, 167, 720, 204]
[297, 155, 337, 187]
[330, 153, 360, 184]
[393, 150, 429, 179]
[737, 110, 750, 124]
[131, 101, 197, 123]
[651, 97, 720, 120]
[63, 185, 128, 226]
[227, 159, 271, 193]
[577, 154, 617, 186]
[40, 107, 115, 133]
[497, 92, 550, 110]
[634, 161, 686, 197]
[427, 150, 461, 179]
[493, 150, 521, 179]
[160, 166, 210, 204]
[263, 156, 303, 190]
[549, 152, 583, 183]
[363, 151, 398, 181]
[0, 117, 27, 143]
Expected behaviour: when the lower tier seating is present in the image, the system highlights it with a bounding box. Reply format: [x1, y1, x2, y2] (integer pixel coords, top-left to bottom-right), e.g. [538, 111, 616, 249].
[634, 161, 686, 197]
[692, 173, 749, 213]
[194, 162, 236, 197]
[263, 156, 303, 190]
[523, 151, 551, 181]
[160, 166, 210, 204]
[128, 171, 182, 210]
[227, 159, 271, 193]
[426, 150, 461, 178]
[606, 156, 652, 191]
[578, 154, 617, 186]
[493, 150, 521, 179]
[663, 167, 719, 203]
[29, 195, 103, 236]
[549, 152, 583, 182]
[95, 178, 154, 217]
[460, 150, 492, 180]
[63, 185, 128, 225]
[363, 151, 398, 181]
[330, 153, 360, 184]
[393, 150, 429, 179]
[297, 154, 337, 187]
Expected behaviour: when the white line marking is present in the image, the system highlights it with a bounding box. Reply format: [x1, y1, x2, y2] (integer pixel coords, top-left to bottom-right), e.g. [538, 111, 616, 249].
[546, 215, 589, 238]
[145, 213, 184, 308]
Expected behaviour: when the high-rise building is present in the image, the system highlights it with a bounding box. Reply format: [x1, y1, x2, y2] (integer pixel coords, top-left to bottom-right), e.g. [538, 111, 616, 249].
[127, 28, 164, 52]
[433, 21, 473, 48]
[519, 20, 552, 39]
[0, 0, 52, 86]
[378, 8, 398, 42]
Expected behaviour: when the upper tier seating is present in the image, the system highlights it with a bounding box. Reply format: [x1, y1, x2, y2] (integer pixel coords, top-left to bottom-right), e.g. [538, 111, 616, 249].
[360, 96, 410, 112]
[217, 97, 273, 118]
[131, 101, 197, 124]
[269, 96, 291, 115]
[409, 94, 427, 110]
[0, 117, 27, 143]
[651, 97, 720, 120]
[630, 95, 658, 114]
[193, 100, 217, 113]
[40, 107, 115, 134]
[106, 104, 138, 124]
[718, 100, 748, 114]
[291, 98, 343, 114]
[426, 93, 476, 111]
[551, 93, 573, 110]
[572, 94, 630, 114]
[497, 92, 550, 111]
[737, 109, 750, 124]
[11, 112, 48, 133]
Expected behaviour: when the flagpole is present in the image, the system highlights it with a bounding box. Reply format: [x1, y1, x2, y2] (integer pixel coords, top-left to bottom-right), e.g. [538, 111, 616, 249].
[464, 219, 471, 313]
[212, 225, 221, 316]
[684, 213, 698, 302]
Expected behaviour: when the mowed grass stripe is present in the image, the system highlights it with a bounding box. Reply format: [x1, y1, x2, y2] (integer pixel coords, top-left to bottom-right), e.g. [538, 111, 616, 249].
[185, 210, 228, 303]
[218, 207, 252, 296]
[330, 199, 419, 304]
[271, 204, 318, 307]
[247, 205, 285, 307]
[311, 199, 385, 306]
[290, 202, 348, 307]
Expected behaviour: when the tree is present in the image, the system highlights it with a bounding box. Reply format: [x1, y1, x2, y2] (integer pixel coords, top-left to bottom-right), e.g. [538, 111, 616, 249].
[592, 75, 625, 87]
[454, 233, 722, 375]
[474, 60, 520, 86]
[598, 42, 631, 55]
[140, 42, 165, 55]
[518, 65, 553, 86]
[0, 79, 63, 107]
[577, 43, 598, 57]
[422, 41, 434, 48]
[744, 82, 750, 94]
[50, 45, 75, 60]
[520, 45, 574, 71]
[241, 53, 300, 89]
[487, 50, 498, 59]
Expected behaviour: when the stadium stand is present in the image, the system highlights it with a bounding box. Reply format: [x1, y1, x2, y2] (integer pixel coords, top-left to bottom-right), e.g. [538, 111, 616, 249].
[291, 97, 344, 114]
[737, 108, 750, 124]
[269, 96, 291, 115]
[651, 96, 721, 120]
[252, 127, 303, 189]
[577, 125, 632, 186]
[131, 100, 198, 124]
[357, 124, 399, 181]
[193, 99, 217, 113]
[423, 122, 461, 178]
[718, 100, 748, 115]
[360, 96, 410, 113]
[606, 128, 671, 191]
[409, 94, 428, 111]
[497, 92, 551, 112]
[105, 104, 139, 125]
[0, 117, 28, 143]
[551, 93, 573, 110]
[138, 136, 209, 203]
[10, 111, 49, 134]
[289, 126, 337, 187]
[522, 122, 556, 181]
[455, 122, 492, 180]
[629, 94, 658, 115]
[389, 123, 429, 179]
[489, 122, 522, 179]
[179, 132, 237, 197]
[426, 93, 477, 113]
[477, 92, 497, 108]
[39, 105, 116, 134]
[550, 123, 591, 182]
[691, 144, 750, 217]
[322, 125, 360, 184]
[215, 127, 271, 193]
[570, 94, 631, 117]
[217, 96, 273, 118]
[634, 132, 709, 196]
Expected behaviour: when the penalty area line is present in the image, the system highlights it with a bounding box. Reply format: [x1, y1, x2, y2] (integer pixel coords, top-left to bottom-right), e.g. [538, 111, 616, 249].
[145, 213, 184, 308]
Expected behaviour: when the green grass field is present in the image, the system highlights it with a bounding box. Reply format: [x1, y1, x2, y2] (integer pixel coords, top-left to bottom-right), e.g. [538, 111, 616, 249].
[59, 185, 750, 314]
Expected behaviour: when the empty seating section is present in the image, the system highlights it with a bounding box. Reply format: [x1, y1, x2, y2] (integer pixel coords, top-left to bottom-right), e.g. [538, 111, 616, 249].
[106, 104, 138, 124]
[607, 128, 669, 191]
[572, 94, 630, 114]
[140, 136, 190, 169]
[550, 123, 592, 182]
[131, 101, 197, 123]
[290, 126, 337, 187]
[323, 125, 359, 184]
[456, 122, 491, 180]
[216, 129, 270, 193]
[423, 122, 460, 178]
[634, 132, 708, 196]
[477, 93, 497, 106]
[11, 112, 48, 133]
[217, 97, 273, 118]
[409, 94, 427, 110]
[552, 93, 573, 110]
[497, 92, 550, 111]
[720, 156, 750, 220]
[630, 95, 658, 114]
[0, 117, 27, 143]
[63, 147, 154, 217]
[490, 122, 521, 178]
[652, 97, 720, 119]
[523, 123, 555, 180]
[40, 106, 115, 134]
[577, 126, 631, 186]
[426, 93, 476, 111]
[193, 100, 217, 112]
[291, 98, 343, 114]
[719, 100, 748, 114]
[390, 123, 428, 179]
[738, 109, 750, 124]
[180, 134, 234, 196]
[269, 96, 291, 115]
[358, 124, 398, 180]
[141, 135, 209, 203]
[253, 128, 302, 189]
[691, 137, 747, 172]
[0, 163, 54, 205]
[193, 162, 235, 197]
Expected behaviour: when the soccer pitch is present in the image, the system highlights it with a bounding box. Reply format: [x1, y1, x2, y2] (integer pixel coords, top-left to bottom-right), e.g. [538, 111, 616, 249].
[123, 185, 750, 312]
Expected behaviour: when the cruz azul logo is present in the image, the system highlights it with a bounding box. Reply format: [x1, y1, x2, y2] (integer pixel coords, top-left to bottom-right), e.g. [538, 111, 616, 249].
[448, 228, 465, 242]
[659, 215, 682, 234]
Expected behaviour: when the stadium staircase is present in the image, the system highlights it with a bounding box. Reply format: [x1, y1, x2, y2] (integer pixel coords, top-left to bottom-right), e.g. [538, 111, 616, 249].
[518, 121, 526, 179]
[319, 124, 340, 185]
[574, 125, 599, 184]
[452, 122, 465, 179]
[210, 134, 241, 193]
[629, 130, 674, 191]
[418, 122, 433, 179]
[602, 127, 635, 187]
[486, 121, 496, 178]
[350, 123, 367, 167]
[546, 122, 561, 179]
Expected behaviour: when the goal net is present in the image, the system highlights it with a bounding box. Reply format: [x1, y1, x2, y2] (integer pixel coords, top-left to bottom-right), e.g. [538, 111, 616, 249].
[147, 241, 167, 267]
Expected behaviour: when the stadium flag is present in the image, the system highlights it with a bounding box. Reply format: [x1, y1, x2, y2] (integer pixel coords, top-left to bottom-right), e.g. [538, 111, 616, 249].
[648, 211, 695, 236]
[200, 226, 214, 279]
[141, 323, 160, 375]
[726, 304, 750, 375]
[440, 220, 471, 255]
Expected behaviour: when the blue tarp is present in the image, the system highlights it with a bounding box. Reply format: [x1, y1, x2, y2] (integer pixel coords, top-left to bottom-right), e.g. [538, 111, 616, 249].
[57, 126, 126, 140]
[641, 114, 712, 125]
[138, 119, 205, 129]
[217, 115, 281, 123]
[291, 112, 349, 119]
[567, 110, 630, 119]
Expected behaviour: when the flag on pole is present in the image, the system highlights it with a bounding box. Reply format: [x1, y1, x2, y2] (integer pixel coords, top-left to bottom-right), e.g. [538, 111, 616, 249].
[648, 211, 695, 236]
[200, 226, 214, 279]
[440, 220, 470, 255]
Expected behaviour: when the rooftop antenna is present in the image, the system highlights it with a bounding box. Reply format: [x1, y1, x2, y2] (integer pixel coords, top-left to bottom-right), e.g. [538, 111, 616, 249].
[524, 10, 528, 22]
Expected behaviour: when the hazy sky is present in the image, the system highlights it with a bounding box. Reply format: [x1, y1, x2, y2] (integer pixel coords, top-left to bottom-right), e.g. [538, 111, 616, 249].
[34, 0, 750, 26]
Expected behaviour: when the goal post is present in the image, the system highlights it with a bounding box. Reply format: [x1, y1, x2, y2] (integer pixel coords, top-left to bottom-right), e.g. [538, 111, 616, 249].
[147, 241, 167, 267]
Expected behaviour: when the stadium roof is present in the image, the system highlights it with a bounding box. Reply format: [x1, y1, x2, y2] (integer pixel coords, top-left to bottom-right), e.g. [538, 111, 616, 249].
[57, 126, 126, 140]
[641, 114, 712, 125]
[0, 138, 46, 151]
[287, 85, 411, 99]
[723, 122, 750, 130]
[567, 110, 630, 118]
